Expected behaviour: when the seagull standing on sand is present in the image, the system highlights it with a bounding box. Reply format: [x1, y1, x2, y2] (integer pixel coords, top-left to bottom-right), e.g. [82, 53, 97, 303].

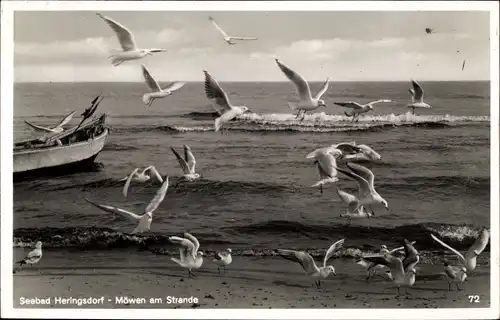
[275, 59, 330, 121]
[337, 189, 373, 225]
[406, 80, 431, 115]
[141, 65, 185, 106]
[169, 233, 204, 278]
[334, 100, 393, 122]
[24, 111, 76, 134]
[362, 239, 419, 297]
[277, 239, 345, 289]
[335, 163, 388, 215]
[96, 13, 166, 66]
[17, 241, 43, 268]
[208, 16, 258, 46]
[171, 145, 200, 182]
[203, 70, 251, 134]
[85, 177, 169, 234]
[441, 259, 468, 291]
[356, 243, 415, 281]
[121, 166, 164, 198]
[306, 147, 343, 194]
[430, 229, 489, 273]
[213, 248, 233, 274]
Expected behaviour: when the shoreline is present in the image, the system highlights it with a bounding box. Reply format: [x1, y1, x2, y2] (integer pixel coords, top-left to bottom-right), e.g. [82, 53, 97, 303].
[12, 255, 490, 309]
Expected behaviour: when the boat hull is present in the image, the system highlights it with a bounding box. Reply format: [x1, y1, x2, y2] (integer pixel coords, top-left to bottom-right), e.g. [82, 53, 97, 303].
[13, 129, 108, 181]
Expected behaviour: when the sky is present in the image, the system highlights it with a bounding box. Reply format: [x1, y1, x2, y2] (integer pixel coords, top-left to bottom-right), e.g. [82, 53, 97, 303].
[13, 10, 492, 82]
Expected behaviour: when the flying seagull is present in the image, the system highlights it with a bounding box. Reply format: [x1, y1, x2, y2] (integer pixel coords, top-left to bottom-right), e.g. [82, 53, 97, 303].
[74, 93, 104, 131]
[334, 100, 393, 122]
[121, 166, 164, 198]
[208, 16, 258, 46]
[275, 59, 329, 121]
[203, 70, 251, 134]
[24, 110, 76, 134]
[306, 146, 342, 194]
[141, 64, 185, 106]
[406, 80, 431, 115]
[96, 13, 166, 66]
[171, 145, 200, 182]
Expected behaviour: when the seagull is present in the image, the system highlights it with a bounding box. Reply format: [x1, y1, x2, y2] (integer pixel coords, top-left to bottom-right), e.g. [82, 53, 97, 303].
[96, 13, 166, 66]
[24, 110, 76, 134]
[169, 233, 204, 278]
[425, 28, 434, 34]
[203, 70, 251, 134]
[17, 241, 43, 268]
[85, 177, 169, 234]
[208, 16, 258, 46]
[121, 166, 164, 198]
[306, 147, 343, 194]
[275, 59, 329, 121]
[334, 100, 393, 122]
[356, 243, 415, 281]
[406, 80, 431, 115]
[335, 162, 389, 215]
[462, 59, 466, 71]
[336, 189, 373, 225]
[213, 248, 232, 274]
[141, 64, 185, 107]
[362, 239, 419, 296]
[441, 259, 468, 291]
[170, 145, 200, 182]
[430, 229, 489, 273]
[74, 93, 104, 132]
[277, 239, 345, 289]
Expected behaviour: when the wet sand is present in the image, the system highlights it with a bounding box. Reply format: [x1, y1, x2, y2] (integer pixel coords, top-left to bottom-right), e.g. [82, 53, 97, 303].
[12, 254, 490, 309]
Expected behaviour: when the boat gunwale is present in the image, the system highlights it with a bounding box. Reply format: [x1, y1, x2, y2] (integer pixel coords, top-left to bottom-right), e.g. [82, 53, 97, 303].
[13, 128, 109, 156]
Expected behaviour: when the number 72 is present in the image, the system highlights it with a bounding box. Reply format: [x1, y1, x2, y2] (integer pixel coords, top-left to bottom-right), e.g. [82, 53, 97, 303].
[468, 295, 480, 303]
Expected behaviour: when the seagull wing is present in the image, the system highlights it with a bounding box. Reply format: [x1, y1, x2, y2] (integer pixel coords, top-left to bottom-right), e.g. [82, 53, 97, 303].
[275, 59, 312, 101]
[277, 249, 319, 276]
[141, 64, 161, 92]
[214, 107, 240, 132]
[171, 147, 192, 174]
[85, 198, 142, 221]
[346, 162, 375, 189]
[183, 232, 200, 252]
[465, 229, 490, 259]
[96, 13, 137, 51]
[389, 241, 416, 254]
[184, 145, 197, 173]
[323, 238, 345, 267]
[169, 236, 196, 252]
[123, 168, 139, 198]
[335, 166, 371, 197]
[334, 101, 364, 109]
[208, 16, 229, 38]
[162, 82, 186, 93]
[144, 165, 164, 183]
[430, 234, 466, 265]
[24, 121, 56, 133]
[54, 110, 77, 129]
[334, 142, 362, 154]
[411, 79, 424, 102]
[402, 239, 419, 270]
[203, 70, 232, 111]
[316, 152, 338, 179]
[462, 60, 466, 71]
[362, 255, 391, 268]
[144, 177, 169, 214]
[336, 189, 359, 212]
[228, 36, 258, 41]
[314, 77, 330, 100]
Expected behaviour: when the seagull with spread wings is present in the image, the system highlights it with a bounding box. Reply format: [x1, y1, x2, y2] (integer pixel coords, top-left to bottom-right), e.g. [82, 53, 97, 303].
[356, 243, 415, 281]
[120, 166, 164, 198]
[96, 13, 166, 66]
[362, 239, 419, 296]
[208, 16, 258, 46]
[141, 65, 185, 106]
[335, 163, 389, 215]
[25, 111, 76, 134]
[171, 145, 200, 182]
[337, 189, 373, 225]
[74, 93, 104, 132]
[406, 80, 431, 115]
[85, 177, 169, 234]
[334, 100, 393, 122]
[275, 59, 330, 121]
[430, 229, 489, 273]
[277, 239, 345, 289]
[306, 146, 343, 194]
[169, 232, 204, 278]
[203, 70, 251, 134]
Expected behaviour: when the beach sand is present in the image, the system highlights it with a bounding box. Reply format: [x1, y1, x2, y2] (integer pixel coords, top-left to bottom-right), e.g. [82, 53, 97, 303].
[12, 250, 491, 309]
